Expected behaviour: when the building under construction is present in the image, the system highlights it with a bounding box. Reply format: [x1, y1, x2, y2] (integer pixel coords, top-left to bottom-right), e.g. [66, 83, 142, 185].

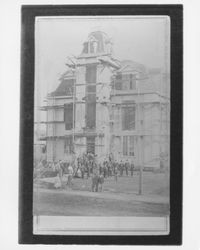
[39, 31, 170, 169]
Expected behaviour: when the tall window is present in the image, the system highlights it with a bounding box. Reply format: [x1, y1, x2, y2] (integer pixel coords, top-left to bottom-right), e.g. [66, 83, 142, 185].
[90, 41, 95, 53]
[86, 85, 96, 102]
[64, 103, 73, 130]
[87, 137, 95, 154]
[122, 102, 136, 130]
[86, 103, 96, 128]
[129, 136, 135, 156]
[115, 73, 122, 90]
[123, 136, 128, 156]
[122, 136, 135, 156]
[86, 64, 97, 84]
[64, 137, 73, 154]
[82, 42, 88, 54]
[130, 74, 136, 90]
[85, 64, 97, 129]
[63, 80, 74, 96]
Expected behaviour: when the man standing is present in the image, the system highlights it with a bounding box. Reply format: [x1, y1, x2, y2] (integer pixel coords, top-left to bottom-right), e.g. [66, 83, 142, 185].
[91, 165, 99, 192]
[99, 162, 103, 175]
[57, 160, 63, 180]
[119, 160, 123, 176]
[54, 160, 63, 188]
[130, 161, 134, 177]
[67, 163, 74, 189]
[80, 162, 85, 179]
[103, 161, 107, 178]
[86, 160, 90, 179]
[125, 160, 130, 176]
[114, 160, 119, 182]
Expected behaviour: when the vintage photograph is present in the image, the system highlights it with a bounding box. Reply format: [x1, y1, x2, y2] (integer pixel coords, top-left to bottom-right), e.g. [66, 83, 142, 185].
[33, 16, 170, 235]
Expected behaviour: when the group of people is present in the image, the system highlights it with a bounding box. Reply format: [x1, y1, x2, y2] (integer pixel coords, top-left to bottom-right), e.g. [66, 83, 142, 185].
[35, 152, 135, 191]
[76, 154, 135, 181]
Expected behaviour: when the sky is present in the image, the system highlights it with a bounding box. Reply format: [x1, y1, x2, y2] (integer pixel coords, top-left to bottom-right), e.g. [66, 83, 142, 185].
[35, 16, 170, 121]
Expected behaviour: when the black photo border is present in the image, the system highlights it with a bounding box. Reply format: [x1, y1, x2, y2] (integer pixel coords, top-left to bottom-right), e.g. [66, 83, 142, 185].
[19, 4, 183, 245]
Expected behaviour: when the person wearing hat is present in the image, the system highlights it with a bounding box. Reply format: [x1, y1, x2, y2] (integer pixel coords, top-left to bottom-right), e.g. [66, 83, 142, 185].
[67, 163, 74, 189]
[125, 160, 130, 176]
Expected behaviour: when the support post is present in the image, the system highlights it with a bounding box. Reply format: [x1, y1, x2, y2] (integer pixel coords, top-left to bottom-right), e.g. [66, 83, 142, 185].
[138, 135, 143, 195]
[72, 71, 76, 163]
[137, 79, 144, 195]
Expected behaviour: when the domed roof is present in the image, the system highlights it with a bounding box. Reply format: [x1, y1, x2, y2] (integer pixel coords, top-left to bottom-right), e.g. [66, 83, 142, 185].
[81, 30, 112, 55]
[119, 60, 147, 74]
[88, 31, 109, 43]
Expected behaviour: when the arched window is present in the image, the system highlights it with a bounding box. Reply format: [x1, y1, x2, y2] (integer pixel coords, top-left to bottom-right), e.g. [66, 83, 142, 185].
[82, 42, 89, 54]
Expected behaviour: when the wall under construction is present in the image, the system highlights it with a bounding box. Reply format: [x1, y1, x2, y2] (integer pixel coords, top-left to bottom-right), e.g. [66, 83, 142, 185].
[38, 31, 170, 170]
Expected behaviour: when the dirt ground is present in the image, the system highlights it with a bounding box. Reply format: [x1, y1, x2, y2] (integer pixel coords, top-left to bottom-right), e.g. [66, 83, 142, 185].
[71, 172, 169, 196]
[33, 172, 169, 216]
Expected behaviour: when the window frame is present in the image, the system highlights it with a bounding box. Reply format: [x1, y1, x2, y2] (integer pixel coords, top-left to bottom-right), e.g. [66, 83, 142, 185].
[64, 137, 73, 154]
[122, 135, 135, 156]
[121, 102, 136, 131]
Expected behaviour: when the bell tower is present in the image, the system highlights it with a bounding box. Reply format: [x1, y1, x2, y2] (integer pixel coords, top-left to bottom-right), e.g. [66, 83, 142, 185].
[81, 31, 113, 56]
[74, 31, 119, 160]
